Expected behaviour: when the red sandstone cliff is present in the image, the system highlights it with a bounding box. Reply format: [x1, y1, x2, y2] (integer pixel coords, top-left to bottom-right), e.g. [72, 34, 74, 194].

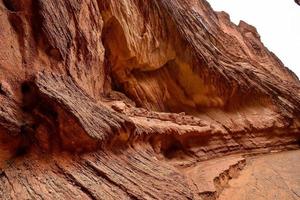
[0, 0, 300, 199]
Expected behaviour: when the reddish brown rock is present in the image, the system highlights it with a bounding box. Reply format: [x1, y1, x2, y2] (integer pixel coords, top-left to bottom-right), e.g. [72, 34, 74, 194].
[219, 150, 300, 200]
[0, 0, 300, 199]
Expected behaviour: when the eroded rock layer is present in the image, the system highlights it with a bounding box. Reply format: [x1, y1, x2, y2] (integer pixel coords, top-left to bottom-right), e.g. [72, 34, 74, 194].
[0, 0, 300, 199]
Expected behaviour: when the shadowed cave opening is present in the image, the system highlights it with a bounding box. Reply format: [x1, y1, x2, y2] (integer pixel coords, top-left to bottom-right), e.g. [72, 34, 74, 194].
[14, 125, 36, 157]
[2, 0, 16, 11]
[101, 17, 129, 96]
[160, 136, 187, 159]
[100, 13, 239, 113]
[19, 81, 63, 154]
[297, 138, 300, 146]
[20, 79, 102, 153]
[21, 81, 31, 94]
[100, 17, 174, 110]
[163, 142, 184, 159]
[0, 83, 6, 96]
[101, 20, 227, 112]
[21, 81, 37, 112]
[21, 81, 58, 120]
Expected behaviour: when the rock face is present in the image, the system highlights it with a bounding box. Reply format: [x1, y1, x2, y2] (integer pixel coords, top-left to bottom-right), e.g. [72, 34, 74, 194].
[0, 0, 299, 199]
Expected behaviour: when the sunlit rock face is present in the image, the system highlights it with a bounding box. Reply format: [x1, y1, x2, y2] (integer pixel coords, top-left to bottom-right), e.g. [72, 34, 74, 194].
[0, 0, 300, 199]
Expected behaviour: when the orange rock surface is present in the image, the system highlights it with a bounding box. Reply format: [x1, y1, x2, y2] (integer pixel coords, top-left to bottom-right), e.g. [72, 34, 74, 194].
[0, 0, 300, 199]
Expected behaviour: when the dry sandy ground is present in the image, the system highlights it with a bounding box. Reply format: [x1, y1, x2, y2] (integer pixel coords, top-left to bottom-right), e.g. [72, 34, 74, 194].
[220, 150, 300, 200]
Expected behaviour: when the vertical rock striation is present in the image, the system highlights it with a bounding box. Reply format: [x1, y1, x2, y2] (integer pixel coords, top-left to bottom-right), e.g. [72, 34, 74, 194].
[0, 0, 299, 199]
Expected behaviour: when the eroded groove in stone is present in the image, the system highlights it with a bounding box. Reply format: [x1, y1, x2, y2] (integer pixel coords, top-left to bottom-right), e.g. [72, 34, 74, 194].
[0, 0, 299, 199]
[28, 72, 136, 151]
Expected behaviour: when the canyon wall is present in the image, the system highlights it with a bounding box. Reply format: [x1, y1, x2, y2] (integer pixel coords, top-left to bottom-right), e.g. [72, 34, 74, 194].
[0, 0, 300, 199]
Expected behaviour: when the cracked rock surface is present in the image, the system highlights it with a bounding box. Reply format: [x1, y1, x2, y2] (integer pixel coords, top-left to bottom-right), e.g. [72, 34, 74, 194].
[0, 0, 300, 199]
[219, 150, 300, 200]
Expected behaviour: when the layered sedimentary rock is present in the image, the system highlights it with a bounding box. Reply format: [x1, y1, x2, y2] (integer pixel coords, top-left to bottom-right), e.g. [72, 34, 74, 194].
[0, 0, 300, 199]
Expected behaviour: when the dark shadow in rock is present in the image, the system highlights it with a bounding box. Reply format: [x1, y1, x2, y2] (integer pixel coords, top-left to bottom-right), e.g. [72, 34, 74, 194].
[2, 0, 16, 11]
[21, 81, 38, 112]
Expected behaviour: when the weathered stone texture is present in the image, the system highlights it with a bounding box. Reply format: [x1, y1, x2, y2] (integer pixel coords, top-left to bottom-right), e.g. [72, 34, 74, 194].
[0, 0, 299, 199]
